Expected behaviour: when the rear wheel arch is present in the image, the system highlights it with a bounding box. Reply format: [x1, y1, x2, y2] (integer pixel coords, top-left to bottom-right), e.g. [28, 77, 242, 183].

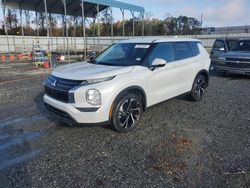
[189, 74, 207, 102]
[196, 69, 209, 87]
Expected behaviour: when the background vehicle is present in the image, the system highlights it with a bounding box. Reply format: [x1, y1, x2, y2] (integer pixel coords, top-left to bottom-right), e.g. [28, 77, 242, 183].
[44, 38, 210, 132]
[210, 38, 250, 75]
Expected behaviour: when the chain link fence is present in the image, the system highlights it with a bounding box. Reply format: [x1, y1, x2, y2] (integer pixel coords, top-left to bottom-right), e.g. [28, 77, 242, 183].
[0, 33, 250, 54]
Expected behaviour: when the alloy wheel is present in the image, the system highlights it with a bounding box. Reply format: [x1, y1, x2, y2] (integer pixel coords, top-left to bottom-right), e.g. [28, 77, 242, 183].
[194, 77, 206, 99]
[118, 98, 141, 129]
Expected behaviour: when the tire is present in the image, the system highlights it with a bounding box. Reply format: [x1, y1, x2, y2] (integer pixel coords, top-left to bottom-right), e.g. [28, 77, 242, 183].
[111, 93, 143, 133]
[189, 74, 207, 102]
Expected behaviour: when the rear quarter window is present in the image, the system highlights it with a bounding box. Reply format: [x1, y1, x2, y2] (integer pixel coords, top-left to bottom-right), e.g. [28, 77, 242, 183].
[174, 42, 193, 60]
[190, 42, 200, 56]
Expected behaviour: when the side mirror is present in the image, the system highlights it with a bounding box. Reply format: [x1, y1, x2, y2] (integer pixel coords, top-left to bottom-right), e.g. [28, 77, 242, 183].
[151, 58, 166, 70]
[90, 56, 95, 62]
[88, 51, 96, 59]
[89, 52, 97, 62]
[218, 47, 225, 52]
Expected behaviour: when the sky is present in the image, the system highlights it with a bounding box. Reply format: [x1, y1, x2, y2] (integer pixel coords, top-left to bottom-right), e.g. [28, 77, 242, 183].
[113, 0, 250, 27]
[0, 0, 250, 28]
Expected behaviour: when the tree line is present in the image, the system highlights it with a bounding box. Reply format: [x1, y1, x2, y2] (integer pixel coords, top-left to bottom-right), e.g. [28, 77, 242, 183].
[0, 9, 202, 37]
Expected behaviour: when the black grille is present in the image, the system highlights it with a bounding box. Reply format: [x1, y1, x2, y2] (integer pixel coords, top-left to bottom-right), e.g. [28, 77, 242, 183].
[45, 86, 69, 102]
[226, 58, 250, 63]
[224, 62, 250, 68]
[45, 75, 83, 103]
[214, 60, 250, 69]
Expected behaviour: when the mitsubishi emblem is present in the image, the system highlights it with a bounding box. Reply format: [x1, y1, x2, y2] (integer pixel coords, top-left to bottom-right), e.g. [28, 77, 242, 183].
[51, 79, 57, 87]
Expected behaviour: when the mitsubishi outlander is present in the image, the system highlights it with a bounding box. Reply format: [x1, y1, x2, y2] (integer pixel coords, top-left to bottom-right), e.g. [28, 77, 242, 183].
[44, 38, 210, 132]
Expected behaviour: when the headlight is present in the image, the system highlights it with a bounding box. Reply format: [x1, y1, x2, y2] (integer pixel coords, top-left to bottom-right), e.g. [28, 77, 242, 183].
[86, 89, 101, 106]
[81, 76, 115, 85]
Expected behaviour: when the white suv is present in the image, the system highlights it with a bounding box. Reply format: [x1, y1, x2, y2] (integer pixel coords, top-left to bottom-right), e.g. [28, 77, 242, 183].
[44, 38, 210, 132]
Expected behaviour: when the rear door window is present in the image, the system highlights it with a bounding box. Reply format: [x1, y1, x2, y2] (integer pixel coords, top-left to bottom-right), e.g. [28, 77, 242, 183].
[174, 42, 193, 60]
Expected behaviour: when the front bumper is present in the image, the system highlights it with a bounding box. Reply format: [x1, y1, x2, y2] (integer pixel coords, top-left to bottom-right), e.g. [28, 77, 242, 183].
[44, 94, 110, 125]
[214, 65, 250, 75]
[212, 60, 250, 75]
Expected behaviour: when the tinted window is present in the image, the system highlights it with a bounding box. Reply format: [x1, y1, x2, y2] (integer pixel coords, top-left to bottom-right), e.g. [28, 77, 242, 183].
[95, 43, 150, 66]
[174, 42, 193, 60]
[190, 42, 200, 56]
[213, 40, 225, 50]
[226, 40, 238, 50]
[235, 40, 250, 51]
[147, 43, 174, 64]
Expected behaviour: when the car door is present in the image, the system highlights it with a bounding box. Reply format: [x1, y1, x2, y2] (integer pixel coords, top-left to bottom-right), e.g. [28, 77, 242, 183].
[173, 42, 198, 93]
[146, 43, 179, 106]
[210, 40, 226, 62]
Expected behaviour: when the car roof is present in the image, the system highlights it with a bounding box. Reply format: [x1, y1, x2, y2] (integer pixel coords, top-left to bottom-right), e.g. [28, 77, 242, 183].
[118, 37, 201, 44]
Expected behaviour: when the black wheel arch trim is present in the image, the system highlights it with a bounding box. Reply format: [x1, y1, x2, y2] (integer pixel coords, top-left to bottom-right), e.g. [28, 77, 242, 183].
[196, 69, 209, 86]
[113, 86, 147, 111]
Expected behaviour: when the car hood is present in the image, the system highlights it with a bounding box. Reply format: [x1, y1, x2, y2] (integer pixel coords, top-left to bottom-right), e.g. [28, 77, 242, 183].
[224, 51, 250, 59]
[52, 62, 134, 80]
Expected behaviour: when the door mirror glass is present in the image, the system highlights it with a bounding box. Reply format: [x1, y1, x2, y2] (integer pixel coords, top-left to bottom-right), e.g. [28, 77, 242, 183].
[151, 58, 167, 67]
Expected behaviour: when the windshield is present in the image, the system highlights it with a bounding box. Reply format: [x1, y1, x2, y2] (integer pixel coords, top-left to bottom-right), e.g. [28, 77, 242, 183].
[226, 40, 238, 50]
[231, 40, 250, 51]
[95, 43, 151, 66]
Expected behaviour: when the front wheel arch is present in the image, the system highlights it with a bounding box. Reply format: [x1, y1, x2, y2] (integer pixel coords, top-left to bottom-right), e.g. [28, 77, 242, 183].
[111, 86, 147, 112]
[108, 86, 147, 122]
[110, 93, 143, 132]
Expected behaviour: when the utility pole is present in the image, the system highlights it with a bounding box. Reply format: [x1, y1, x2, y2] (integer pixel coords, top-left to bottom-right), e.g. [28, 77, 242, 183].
[200, 14, 203, 28]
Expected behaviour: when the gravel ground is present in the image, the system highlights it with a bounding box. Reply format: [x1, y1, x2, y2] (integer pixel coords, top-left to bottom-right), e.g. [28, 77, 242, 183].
[0, 64, 249, 187]
[0, 62, 51, 82]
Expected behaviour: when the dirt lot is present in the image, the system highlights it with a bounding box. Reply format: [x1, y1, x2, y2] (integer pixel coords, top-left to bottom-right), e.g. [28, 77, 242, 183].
[0, 62, 249, 187]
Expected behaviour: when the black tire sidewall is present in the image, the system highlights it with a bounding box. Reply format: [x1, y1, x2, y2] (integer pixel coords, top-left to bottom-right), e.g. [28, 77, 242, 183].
[191, 75, 207, 102]
[111, 93, 143, 133]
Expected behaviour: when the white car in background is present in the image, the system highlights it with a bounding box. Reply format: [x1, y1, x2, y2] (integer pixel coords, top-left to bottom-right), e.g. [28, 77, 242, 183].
[44, 38, 210, 132]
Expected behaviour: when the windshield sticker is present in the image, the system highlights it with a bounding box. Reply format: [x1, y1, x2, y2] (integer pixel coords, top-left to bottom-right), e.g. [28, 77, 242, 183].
[136, 58, 142, 61]
[135, 44, 150, 49]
